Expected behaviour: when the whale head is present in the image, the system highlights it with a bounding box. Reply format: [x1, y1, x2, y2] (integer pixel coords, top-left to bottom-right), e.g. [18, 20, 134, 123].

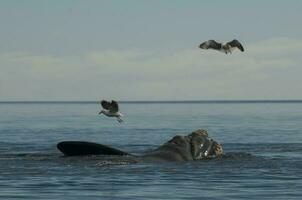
[188, 129, 223, 160]
[145, 129, 223, 161]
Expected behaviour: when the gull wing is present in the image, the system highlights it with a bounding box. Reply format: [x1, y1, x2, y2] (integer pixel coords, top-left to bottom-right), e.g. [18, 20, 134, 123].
[227, 39, 244, 52]
[101, 100, 111, 110]
[199, 40, 222, 50]
[110, 100, 119, 112]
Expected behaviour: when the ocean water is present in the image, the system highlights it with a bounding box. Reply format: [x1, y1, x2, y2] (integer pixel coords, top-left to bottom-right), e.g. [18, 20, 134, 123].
[0, 101, 301, 199]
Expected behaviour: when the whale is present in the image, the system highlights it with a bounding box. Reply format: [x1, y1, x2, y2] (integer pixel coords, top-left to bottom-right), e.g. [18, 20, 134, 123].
[57, 129, 223, 162]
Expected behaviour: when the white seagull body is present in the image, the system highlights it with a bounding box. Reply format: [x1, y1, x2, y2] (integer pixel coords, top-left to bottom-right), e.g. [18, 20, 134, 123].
[98, 100, 123, 123]
[199, 39, 244, 54]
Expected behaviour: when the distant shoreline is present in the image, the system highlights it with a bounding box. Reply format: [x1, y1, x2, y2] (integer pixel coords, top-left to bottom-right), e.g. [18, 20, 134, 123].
[1, 100, 302, 104]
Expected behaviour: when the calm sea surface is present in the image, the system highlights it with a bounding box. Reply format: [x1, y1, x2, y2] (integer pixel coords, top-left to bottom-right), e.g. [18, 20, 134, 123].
[0, 102, 301, 199]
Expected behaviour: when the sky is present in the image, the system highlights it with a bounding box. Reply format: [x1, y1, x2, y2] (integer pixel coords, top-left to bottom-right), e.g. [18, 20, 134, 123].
[0, 0, 302, 101]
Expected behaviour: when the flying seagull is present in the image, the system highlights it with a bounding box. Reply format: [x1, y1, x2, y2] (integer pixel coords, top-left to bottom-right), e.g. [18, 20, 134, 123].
[98, 100, 123, 123]
[199, 39, 244, 54]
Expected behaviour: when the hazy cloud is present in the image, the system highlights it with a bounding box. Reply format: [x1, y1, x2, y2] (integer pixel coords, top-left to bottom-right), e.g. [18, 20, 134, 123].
[0, 37, 301, 100]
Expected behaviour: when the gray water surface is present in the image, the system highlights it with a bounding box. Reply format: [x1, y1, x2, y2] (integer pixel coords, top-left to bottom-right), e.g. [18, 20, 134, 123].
[0, 102, 301, 199]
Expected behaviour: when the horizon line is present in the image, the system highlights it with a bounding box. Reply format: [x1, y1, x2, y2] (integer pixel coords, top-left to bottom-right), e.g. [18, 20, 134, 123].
[1, 100, 302, 104]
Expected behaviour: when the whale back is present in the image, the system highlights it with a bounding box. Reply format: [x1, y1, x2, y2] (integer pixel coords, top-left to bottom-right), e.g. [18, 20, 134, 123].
[56, 129, 223, 162]
[57, 141, 129, 156]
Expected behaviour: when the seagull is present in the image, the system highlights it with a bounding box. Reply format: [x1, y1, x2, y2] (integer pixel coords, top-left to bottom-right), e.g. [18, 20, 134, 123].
[98, 100, 123, 123]
[199, 39, 244, 54]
